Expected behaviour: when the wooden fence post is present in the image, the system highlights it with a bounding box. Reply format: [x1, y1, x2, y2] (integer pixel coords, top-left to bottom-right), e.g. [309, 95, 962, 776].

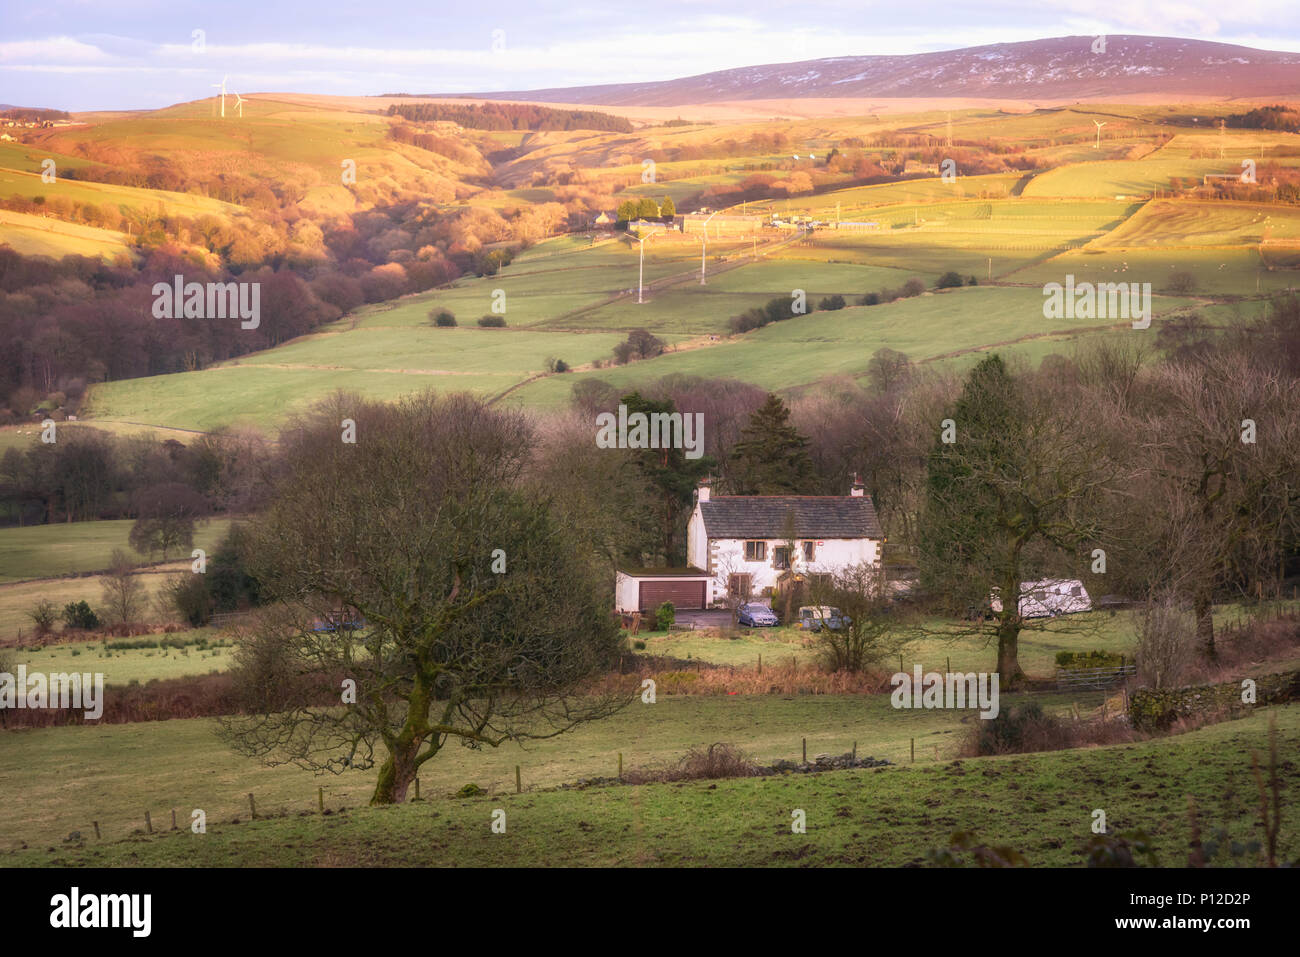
[910, 738, 915, 763]
[414, 778, 420, 801]
[92, 821, 100, 840]
[802, 738, 807, 763]
[248, 792, 256, 820]
[318, 787, 324, 815]
[618, 753, 623, 781]
[516, 765, 522, 794]
[171, 808, 177, 830]
[144, 810, 153, 834]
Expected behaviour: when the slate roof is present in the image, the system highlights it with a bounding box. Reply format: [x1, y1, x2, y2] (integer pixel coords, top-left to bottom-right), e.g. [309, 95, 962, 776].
[699, 496, 883, 540]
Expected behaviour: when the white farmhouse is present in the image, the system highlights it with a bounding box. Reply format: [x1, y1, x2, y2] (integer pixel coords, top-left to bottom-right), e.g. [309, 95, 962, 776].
[687, 477, 884, 604]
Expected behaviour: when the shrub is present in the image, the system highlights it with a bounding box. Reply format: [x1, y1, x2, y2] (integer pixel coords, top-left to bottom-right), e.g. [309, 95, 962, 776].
[623, 743, 758, 784]
[818, 294, 847, 311]
[937, 271, 964, 289]
[430, 310, 457, 327]
[632, 639, 646, 650]
[61, 600, 101, 631]
[967, 275, 978, 286]
[477, 315, 506, 327]
[163, 572, 214, 627]
[655, 601, 675, 631]
[544, 356, 570, 373]
[901, 278, 926, 298]
[859, 292, 881, 306]
[27, 600, 57, 636]
[1134, 594, 1195, 689]
[1055, 650, 1128, 669]
[1165, 271, 1197, 295]
[613, 328, 665, 363]
[968, 702, 1070, 756]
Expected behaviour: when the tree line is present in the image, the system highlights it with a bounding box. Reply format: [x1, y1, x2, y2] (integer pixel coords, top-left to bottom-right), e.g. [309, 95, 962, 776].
[386, 101, 632, 133]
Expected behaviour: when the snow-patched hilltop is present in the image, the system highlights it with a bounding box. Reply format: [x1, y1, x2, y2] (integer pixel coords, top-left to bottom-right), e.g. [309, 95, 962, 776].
[460, 35, 1300, 106]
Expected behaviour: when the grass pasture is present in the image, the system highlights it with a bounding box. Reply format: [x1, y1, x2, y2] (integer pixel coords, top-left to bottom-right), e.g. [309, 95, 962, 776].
[4, 702, 1295, 867]
[0, 518, 233, 584]
[0, 566, 182, 643]
[1010, 247, 1295, 297]
[1094, 199, 1300, 248]
[0, 165, 239, 220]
[11, 630, 232, 684]
[1023, 154, 1247, 199]
[0, 209, 131, 259]
[506, 284, 1200, 408]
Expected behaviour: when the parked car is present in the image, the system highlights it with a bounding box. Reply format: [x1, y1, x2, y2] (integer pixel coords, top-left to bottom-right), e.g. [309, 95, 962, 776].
[737, 603, 779, 627]
[797, 605, 851, 632]
[311, 611, 364, 633]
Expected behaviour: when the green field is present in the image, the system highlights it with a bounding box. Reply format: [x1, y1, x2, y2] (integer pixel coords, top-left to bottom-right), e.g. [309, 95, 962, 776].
[34, 101, 1296, 440]
[0, 165, 239, 219]
[1095, 199, 1300, 247]
[1011, 248, 1294, 296]
[0, 568, 181, 642]
[0, 518, 233, 583]
[507, 284, 1200, 408]
[0, 209, 132, 259]
[85, 271, 1204, 428]
[11, 630, 232, 684]
[1024, 155, 1250, 199]
[5, 702, 1294, 866]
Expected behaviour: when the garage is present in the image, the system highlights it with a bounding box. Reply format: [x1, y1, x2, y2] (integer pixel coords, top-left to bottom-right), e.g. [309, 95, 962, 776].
[615, 568, 712, 614]
[637, 578, 706, 612]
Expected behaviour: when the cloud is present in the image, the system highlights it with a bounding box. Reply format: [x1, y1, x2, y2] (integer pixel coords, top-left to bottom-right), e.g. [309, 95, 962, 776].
[4, 2, 1300, 109]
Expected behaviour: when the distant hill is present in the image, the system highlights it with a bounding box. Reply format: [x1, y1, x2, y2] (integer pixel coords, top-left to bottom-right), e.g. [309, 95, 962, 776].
[458, 35, 1300, 106]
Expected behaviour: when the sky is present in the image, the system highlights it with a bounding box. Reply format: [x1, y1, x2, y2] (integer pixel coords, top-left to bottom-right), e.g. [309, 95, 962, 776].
[4, 0, 1300, 111]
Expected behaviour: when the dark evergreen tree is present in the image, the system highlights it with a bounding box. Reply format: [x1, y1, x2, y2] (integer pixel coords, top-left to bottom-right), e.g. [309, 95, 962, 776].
[621, 391, 714, 564]
[728, 393, 816, 495]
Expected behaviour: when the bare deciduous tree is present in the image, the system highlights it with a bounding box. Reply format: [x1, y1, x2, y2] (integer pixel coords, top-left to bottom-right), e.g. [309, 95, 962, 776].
[100, 548, 147, 627]
[218, 392, 631, 805]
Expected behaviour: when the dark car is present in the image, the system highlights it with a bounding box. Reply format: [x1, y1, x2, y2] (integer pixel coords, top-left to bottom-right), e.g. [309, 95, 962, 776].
[737, 603, 779, 627]
[798, 605, 851, 632]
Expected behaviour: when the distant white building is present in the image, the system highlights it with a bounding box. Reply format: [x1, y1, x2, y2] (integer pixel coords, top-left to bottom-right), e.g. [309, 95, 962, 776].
[991, 579, 1092, 619]
[687, 477, 884, 604]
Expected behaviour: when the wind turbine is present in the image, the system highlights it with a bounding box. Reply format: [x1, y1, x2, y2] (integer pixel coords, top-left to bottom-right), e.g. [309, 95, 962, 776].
[211, 75, 228, 118]
[1093, 120, 1106, 150]
[231, 90, 245, 118]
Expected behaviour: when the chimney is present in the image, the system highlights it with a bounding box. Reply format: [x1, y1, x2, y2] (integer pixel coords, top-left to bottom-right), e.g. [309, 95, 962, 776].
[696, 477, 712, 504]
[850, 473, 865, 497]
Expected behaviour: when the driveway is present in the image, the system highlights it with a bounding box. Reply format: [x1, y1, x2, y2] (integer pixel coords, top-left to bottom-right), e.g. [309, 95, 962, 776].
[674, 608, 737, 629]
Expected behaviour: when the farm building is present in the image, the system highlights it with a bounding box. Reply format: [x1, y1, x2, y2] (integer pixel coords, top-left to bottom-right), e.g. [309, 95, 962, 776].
[615, 567, 713, 613]
[990, 579, 1092, 618]
[680, 213, 764, 236]
[686, 478, 884, 602]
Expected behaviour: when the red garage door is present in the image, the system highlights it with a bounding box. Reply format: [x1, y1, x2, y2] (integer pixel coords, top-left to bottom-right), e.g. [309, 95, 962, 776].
[638, 579, 706, 612]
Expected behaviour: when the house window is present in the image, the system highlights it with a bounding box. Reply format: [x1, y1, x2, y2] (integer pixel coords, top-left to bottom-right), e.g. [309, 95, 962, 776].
[728, 573, 753, 600]
[802, 541, 816, 562]
[773, 546, 791, 570]
[744, 541, 766, 562]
